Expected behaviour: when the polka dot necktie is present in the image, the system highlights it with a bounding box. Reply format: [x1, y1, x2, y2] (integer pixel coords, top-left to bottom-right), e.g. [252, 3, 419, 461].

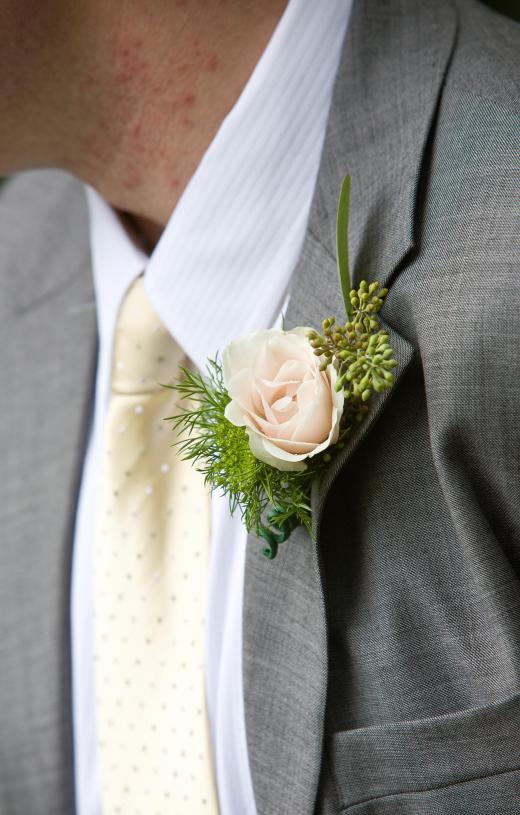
[93, 275, 219, 814]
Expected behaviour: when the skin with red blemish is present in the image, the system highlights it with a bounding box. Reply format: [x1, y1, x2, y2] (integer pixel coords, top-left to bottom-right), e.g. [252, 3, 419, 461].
[113, 38, 149, 86]
[0, 0, 289, 246]
[180, 92, 196, 107]
[79, 2, 287, 227]
[205, 54, 219, 72]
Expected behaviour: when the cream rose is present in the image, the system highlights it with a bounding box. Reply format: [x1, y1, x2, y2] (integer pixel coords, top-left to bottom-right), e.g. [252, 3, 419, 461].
[222, 328, 344, 471]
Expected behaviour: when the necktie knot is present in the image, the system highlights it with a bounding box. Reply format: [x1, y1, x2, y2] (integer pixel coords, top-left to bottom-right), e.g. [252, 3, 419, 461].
[111, 276, 187, 394]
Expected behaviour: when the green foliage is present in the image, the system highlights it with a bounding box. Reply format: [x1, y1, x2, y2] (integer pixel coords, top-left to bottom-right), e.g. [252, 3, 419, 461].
[166, 176, 398, 559]
[165, 281, 397, 559]
[308, 280, 397, 426]
[332, 177, 397, 422]
[336, 175, 352, 319]
[165, 361, 318, 558]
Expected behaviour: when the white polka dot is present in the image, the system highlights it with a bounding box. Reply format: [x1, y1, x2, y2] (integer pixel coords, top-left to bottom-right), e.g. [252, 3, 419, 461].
[94, 287, 215, 806]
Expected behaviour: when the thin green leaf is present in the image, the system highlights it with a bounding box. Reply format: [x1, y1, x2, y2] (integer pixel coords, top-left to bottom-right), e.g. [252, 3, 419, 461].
[337, 174, 352, 320]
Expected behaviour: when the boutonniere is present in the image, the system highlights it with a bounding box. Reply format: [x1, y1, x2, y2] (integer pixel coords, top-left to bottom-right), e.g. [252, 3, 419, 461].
[166, 177, 397, 558]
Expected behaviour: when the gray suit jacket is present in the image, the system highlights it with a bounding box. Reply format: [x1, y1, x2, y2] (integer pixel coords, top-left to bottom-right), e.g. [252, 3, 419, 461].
[1, 0, 519, 813]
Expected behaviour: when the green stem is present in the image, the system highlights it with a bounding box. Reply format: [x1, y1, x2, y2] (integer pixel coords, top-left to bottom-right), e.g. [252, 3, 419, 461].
[337, 175, 352, 320]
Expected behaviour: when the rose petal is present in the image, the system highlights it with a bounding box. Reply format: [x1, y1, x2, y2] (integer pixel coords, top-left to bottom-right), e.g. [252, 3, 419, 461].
[224, 399, 247, 427]
[222, 328, 343, 469]
[263, 436, 318, 453]
[273, 359, 310, 383]
[251, 413, 286, 439]
[290, 375, 333, 443]
[226, 369, 259, 415]
[253, 334, 315, 380]
[271, 395, 296, 414]
[291, 402, 331, 444]
[257, 383, 282, 424]
[294, 378, 318, 411]
[222, 329, 280, 387]
[247, 429, 308, 472]
[257, 377, 300, 402]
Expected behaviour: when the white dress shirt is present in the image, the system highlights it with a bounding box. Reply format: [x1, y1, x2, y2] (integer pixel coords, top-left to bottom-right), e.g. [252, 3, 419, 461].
[71, 1, 352, 812]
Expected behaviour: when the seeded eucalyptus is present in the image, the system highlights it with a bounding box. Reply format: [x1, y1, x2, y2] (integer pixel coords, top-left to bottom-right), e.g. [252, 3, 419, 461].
[308, 280, 397, 426]
[166, 175, 398, 559]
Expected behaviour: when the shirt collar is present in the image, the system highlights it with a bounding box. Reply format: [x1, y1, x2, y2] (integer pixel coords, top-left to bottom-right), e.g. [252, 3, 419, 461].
[87, 0, 352, 372]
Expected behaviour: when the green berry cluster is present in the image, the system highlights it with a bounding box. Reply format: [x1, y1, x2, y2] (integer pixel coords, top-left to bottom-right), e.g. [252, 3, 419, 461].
[308, 280, 397, 425]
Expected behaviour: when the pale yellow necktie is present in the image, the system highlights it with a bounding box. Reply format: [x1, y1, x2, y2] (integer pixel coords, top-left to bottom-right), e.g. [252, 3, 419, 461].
[94, 276, 218, 814]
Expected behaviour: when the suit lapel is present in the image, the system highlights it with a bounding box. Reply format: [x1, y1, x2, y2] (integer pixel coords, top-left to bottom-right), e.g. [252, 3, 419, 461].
[0, 171, 96, 813]
[243, 1, 457, 812]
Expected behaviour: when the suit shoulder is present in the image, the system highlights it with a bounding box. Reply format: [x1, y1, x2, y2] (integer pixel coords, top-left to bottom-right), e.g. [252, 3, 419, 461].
[0, 169, 87, 242]
[422, 0, 519, 258]
[0, 170, 90, 319]
[448, 0, 520, 111]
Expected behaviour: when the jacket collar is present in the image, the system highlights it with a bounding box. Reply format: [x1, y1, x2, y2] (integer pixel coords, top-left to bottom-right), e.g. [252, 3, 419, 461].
[243, 1, 457, 812]
[6, 171, 93, 315]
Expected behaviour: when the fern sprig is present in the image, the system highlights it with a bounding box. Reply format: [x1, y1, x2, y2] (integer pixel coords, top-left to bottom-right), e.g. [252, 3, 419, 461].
[164, 177, 398, 559]
[165, 363, 322, 557]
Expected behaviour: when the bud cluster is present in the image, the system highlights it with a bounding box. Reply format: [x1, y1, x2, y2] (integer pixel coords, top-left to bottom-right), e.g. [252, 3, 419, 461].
[308, 280, 397, 425]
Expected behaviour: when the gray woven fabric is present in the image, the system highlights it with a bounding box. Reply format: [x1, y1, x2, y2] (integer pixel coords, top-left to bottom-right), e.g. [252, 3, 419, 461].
[0, 171, 96, 813]
[243, 0, 520, 813]
[1, 0, 519, 813]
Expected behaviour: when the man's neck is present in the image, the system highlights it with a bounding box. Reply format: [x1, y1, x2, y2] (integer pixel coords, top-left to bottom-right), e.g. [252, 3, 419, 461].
[67, 1, 287, 248]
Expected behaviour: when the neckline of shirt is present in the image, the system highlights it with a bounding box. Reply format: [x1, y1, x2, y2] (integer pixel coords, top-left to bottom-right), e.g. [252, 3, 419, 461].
[86, 0, 352, 373]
